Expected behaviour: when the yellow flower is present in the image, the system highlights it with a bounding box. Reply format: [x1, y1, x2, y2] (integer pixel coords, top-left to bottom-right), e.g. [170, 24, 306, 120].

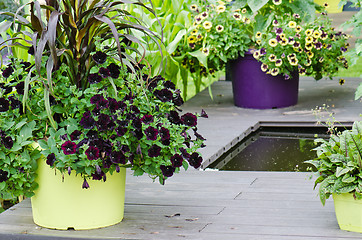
[255, 32, 262, 39]
[305, 59, 312, 66]
[269, 38, 278, 47]
[287, 53, 296, 60]
[188, 36, 197, 43]
[216, 25, 224, 32]
[216, 5, 226, 13]
[244, 17, 250, 24]
[339, 78, 345, 85]
[269, 54, 277, 62]
[256, 39, 262, 45]
[305, 36, 313, 44]
[261, 63, 268, 72]
[306, 51, 314, 58]
[253, 50, 261, 59]
[200, 11, 209, 19]
[194, 15, 202, 24]
[233, 12, 242, 20]
[288, 38, 295, 45]
[280, 38, 288, 46]
[272, 0, 282, 5]
[289, 58, 299, 66]
[202, 48, 209, 56]
[190, 29, 198, 36]
[319, 57, 324, 63]
[288, 21, 297, 28]
[270, 68, 280, 76]
[275, 59, 283, 67]
[295, 25, 302, 32]
[305, 43, 313, 50]
[241, 8, 247, 13]
[280, 33, 286, 39]
[190, 4, 198, 11]
[218, 1, 225, 5]
[305, 29, 313, 36]
[313, 30, 321, 39]
[203, 21, 212, 30]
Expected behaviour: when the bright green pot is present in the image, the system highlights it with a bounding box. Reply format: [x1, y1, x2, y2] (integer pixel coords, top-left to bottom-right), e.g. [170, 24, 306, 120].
[314, 0, 343, 13]
[333, 193, 362, 233]
[31, 158, 126, 230]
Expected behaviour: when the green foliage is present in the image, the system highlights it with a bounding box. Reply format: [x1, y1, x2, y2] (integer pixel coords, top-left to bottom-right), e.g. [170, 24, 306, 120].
[305, 121, 362, 205]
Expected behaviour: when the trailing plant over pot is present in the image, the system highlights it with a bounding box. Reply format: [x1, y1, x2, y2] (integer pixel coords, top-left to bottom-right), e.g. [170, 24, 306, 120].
[0, 0, 206, 202]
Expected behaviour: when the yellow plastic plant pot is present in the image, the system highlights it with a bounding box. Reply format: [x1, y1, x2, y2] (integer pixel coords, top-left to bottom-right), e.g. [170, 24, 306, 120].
[333, 193, 362, 233]
[31, 158, 126, 230]
[314, 0, 343, 13]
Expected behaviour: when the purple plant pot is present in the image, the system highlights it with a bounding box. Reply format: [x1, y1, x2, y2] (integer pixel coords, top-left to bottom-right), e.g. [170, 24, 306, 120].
[229, 52, 299, 109]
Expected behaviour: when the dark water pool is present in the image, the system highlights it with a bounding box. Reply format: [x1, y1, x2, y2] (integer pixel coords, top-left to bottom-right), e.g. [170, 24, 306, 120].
[207, 127, 343, 172]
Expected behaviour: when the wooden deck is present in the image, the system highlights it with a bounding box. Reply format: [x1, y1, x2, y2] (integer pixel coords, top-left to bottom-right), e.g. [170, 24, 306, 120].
[0, 77, 361, 239]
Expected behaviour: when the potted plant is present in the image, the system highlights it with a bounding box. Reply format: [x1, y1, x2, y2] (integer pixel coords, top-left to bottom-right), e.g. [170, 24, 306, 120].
[182, 0, 349, 109]
[306, 121, 362, 233]
[0, 0, 206, 230]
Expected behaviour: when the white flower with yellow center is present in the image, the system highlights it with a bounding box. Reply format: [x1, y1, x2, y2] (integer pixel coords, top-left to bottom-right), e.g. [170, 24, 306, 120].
[306, 51, 314, 59]
[194, 15, 202, 25]
[255, 32, 262, 39]
[190, 4, 198, 11]
[233, 12, 242, 20]
[241, 8, 247, 13]
[256, 39, 262, 45]
[305, 59, 312, 66]
[269, 54, 277, 62]
[216, 25, 224, 32]
[271, 68, 280, 76]
[203, 21, 212, 30]
[216, 5, 226, 13]
[243, 17, 250, 24]
[289, 58, 298, 66]
[188, 36, 197, 43]
[305, 36, 313, 44]
[295, 25, 302, 32]
[275, 59, 283, 67]
[305, 29, 313, 36]
[280, 38, 288, 46]
[253, 50, 261, 59]
[261, 63, 269, 72]
[200, 11, 209, 20]
[202, 48, 209, 56]
[269, 38, 278, 47]
[288, 21, 296, 28]
[190, 29, 198, 36]
[272, 0, 282, 5]
[305, 43, 313, 51]
[313, 30, 321, 39]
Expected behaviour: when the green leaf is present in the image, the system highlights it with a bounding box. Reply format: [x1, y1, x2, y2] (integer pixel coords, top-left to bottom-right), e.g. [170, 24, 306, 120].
[188, 49, 208, 68]
[342, 174, 356, 183]
[0, 181, 6, 191]
[336, 166, 350, 177]
[247, 0, 269, 13]
[356, 82, 362, 100]
[37, 139, 48, 150]
[19, 125, 32, 140]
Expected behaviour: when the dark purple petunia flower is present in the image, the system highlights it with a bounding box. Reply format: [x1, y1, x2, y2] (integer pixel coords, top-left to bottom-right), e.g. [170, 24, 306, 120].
[46, 153, 56, 166]
[0, 98, 10, 112]
[28, 46, 35, 55]
[109, 151, 126, 164]
[133, 129, 143, 140]
[159, 127, 170, 145]
[200, 109, 208, 118]
[82, 178, 90, 189]
[260, 48, 266, 55]
[132, 117, 142, 129]
[92, 51, 107, 64]
[92, 170, 105, 181]
[86, 130, 98, 140]
[9, 96, 21, 109]
[90, 94, 104, 105]
[275, 27, 283, 34]
[70, 130, 82, 141]
[141, 114, 154, 124]
[181, 113, 197, 127]
[0, 169, 8, 182]
[144, 126, 158, 140]
[108, 98, 120, 113]
[180, 147, 190, 160]
[88, 73, 102, 84]
[154, 88, 173, 102]
[68, 166, 72, 175]
[163, 80, 176, 90]
[80, 111, 96, 129]
[188, 152, 203, 169]
[194, 130, 206, 140]
[96, 113, 113, 131]
[172, 93, 184, 106]
[99, 67, 110, 78]
[85, 146, 100, 160]
[160, 165, 175, 177]
[2, 136, 13, 149]
[115, 126, 127, 137]
[148, 144, 161, 157]
[130, 105, 140, 114]
[168, 110, 181, 124]
[92, 107, 101, 117]
[171, 154, 183, 168]
[107, 63, 120, 79]
[97, 97, 108, 109]
[2, 66, 14, 78]
[148, 75, 163, 90]
[61, 141, 77, 155]
[121, 145, 130, 153]
[15, 82, 25, 95]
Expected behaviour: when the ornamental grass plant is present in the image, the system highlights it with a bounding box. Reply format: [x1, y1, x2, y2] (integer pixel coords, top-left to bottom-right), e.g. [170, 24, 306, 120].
[0, 0, 206, 202]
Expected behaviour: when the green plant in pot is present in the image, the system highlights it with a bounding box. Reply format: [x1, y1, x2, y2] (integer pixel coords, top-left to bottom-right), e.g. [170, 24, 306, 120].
[306, 121, 362, 233]
[0, 0, 206, 230]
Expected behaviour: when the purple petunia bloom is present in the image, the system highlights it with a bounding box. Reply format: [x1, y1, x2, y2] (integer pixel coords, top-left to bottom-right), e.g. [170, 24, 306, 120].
[0, 98, 10, 112]
[108, 98, 120, 113]
[188, 152, 203, 169]
[181, 113, 197, 127]
[90, 94, 104, 105]
[85, 146, 99, 160]
[82, 178, 90, 189]
[28, 46, 35, 55]
[132, 117, 142, 129]
[160, 165, 175, 177]
[107, 63, 120, 79]
[88, 73, 102, 84]
[144, 126, 158, 140]
[92, 51, 107, 64]
[86, 130, 98, 140]
[80, 111, 96, 129]
[96, 113, 114, 131]
[70, 130, 82, 141]
[200, 109, 208, 118]
[168, 110, 181, 124]
[2, 66, 13, 78]
[109, 151, 126, 164]
[141, 115, 154, 124]
[61, 141, 77, 155]
[2, 136, 13, 149]
[148, 144, 161, 157]
[275, 27, 283, 35]
[260, 48, 266, 55]
[9, 97, 21, 110]
[46, 153, 56, 166]
[99, 67, 110, 78]
[171, 154, 183, 168]
[0, 169, 9, 182]
[92, 170, 105, 181]
[172, 93, 184, 106]
[154, 88, 173, 102]
[115, 126, 127, 137]
[180, 147, 190, 160]
[163, 80, 176, 90]
[97, 97, 108, 109]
